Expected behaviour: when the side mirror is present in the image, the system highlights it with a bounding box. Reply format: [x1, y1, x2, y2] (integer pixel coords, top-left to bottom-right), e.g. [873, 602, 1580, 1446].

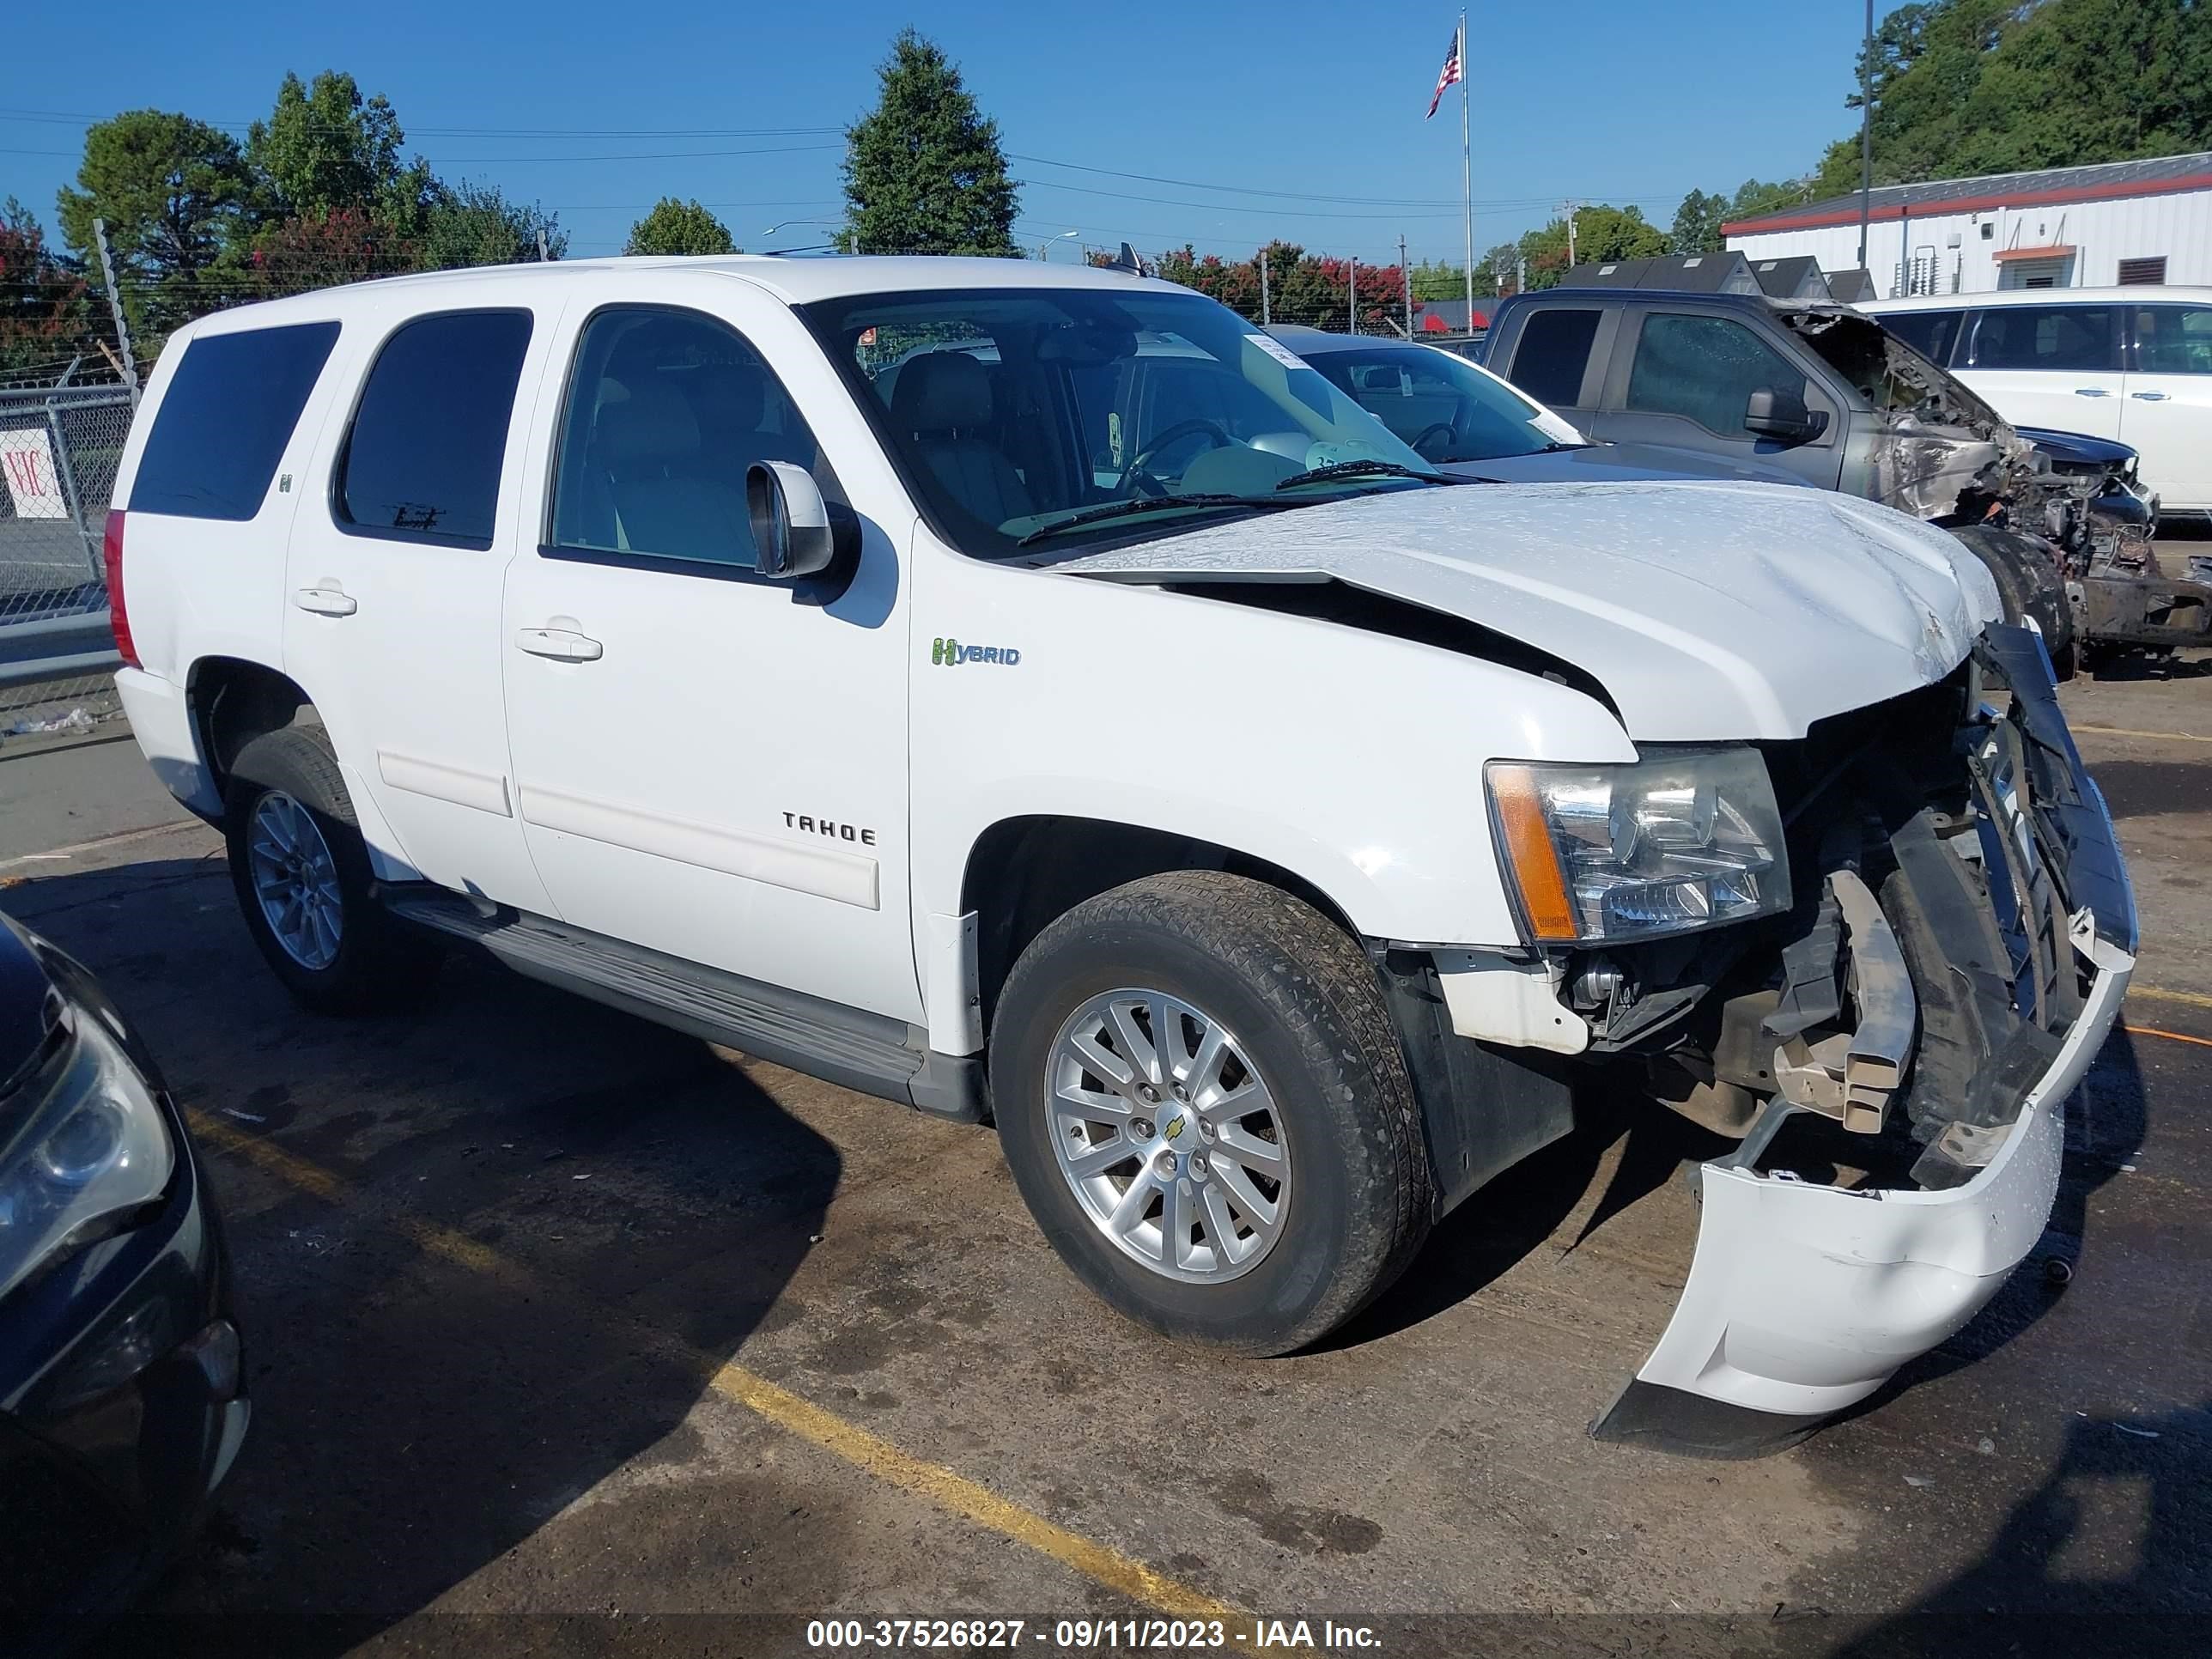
[746, 461, 836, 580]
[1743, 386, 1826, 444]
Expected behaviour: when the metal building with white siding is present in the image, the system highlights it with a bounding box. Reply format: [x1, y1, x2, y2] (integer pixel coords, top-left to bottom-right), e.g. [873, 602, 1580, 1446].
[1724, 152, 2212, 299]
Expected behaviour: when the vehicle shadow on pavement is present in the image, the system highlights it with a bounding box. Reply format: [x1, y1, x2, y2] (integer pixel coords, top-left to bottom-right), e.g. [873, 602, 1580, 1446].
[1822, 1396, 2212, 1658]
[5, 857, 843, 1656]
[1322, 1079, 1728, 1349]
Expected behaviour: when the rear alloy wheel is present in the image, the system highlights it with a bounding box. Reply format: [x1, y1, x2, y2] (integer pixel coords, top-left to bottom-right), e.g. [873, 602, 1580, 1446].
[993, 872, 1431, 1355]
[225, 726, 437, 1013]
[245, 790, 343, 971]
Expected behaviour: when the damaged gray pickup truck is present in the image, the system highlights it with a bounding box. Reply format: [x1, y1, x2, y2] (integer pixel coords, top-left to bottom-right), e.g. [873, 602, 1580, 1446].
[1486, 287, 2191, 673]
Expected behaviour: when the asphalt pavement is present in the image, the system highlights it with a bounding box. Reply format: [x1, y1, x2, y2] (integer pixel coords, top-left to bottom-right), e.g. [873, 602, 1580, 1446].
[2, 665, 2206, 1659]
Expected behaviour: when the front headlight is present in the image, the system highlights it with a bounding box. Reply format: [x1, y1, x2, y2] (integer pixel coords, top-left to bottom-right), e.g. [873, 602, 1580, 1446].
[0, 1006, 174, 1302]
[1486, 745, 1791, 945]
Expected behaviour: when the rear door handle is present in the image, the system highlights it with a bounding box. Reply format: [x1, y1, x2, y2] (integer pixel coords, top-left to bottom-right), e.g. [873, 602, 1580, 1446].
[514, 627, 603, 662]
[294, 585, 358, 617]
[2074, 387, 2112, 397]
[2131, 390, 2171, 401]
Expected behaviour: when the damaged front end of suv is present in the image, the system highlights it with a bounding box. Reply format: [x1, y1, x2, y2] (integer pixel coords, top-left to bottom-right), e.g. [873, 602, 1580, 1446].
[1574, 625, 2135, 1455]
[1786, 305, 2204, 662]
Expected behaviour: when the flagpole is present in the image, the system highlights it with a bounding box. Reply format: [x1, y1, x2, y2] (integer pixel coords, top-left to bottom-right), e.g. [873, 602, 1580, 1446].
[1459, 11, 1474, 330]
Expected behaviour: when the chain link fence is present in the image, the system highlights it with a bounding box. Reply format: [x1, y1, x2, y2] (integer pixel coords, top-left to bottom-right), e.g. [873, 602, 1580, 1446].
[0, 379, 136, 749]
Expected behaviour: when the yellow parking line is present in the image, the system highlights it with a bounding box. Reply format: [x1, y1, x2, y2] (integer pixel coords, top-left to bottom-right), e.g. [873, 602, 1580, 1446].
[2073, 724, 2212, 744]
[2129, 984, 2212, 1011]
[186, 1111, 1255, 1640]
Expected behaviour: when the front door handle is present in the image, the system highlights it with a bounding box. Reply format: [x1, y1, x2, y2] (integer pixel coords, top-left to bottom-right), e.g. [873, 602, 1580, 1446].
[294, 585, 358, 617]
[514, 627, 604, 662]
[2074, 387, 2112, 398]
[2131, 390, 2172, 401]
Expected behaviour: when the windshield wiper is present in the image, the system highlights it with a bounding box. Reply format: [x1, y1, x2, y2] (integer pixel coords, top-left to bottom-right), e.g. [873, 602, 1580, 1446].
[1015, 493, 1292, 547]
[1273, 459, 1468, 490]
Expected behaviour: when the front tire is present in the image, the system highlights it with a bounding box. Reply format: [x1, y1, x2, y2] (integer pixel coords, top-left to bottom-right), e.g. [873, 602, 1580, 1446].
[990, 872, 1431, 1355]
[225, 726, 435, 1014]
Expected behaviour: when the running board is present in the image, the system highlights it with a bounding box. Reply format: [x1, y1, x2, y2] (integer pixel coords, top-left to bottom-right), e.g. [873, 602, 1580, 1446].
[380, 886, 983, 1121]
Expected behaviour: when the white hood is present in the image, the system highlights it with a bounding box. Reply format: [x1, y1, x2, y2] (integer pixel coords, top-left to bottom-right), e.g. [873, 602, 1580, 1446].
[1053, 480, 2002, 742]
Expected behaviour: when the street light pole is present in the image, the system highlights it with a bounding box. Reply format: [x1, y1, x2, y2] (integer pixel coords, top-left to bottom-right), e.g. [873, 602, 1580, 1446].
[1857, 0, 1874, 275]
[1036, 229, 1079, 261]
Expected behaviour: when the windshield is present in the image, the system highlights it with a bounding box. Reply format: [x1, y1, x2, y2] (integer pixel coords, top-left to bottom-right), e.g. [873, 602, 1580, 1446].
[802, 288, 1437, 556]
[1302, 341, 1587, 463]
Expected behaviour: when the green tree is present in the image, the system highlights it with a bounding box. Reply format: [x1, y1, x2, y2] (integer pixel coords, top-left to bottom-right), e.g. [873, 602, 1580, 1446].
[624, 198, 735, 255]
[1807, 0, 2212, 197]
[841, 29, 1018, 255]
[418, 181, 568, 269]
[1668, 189, 1729, 253]
[1408, 258, 1463, 301]
[1518, 204, 1665, 289]
[246, 70, 437, 236]
[0, 199, 94, 377]
[54, 109, 253, 334]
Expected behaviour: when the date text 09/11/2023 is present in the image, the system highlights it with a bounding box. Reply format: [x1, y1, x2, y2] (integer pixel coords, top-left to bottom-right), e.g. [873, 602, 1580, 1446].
[802, 1618, 1383, 1650]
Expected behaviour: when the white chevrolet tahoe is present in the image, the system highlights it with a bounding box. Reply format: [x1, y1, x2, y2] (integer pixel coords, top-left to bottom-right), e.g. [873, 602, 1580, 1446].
[106, 255, 2135, 1455]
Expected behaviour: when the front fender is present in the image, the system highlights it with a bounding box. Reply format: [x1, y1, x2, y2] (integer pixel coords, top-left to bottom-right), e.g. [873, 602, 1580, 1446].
[908, 550, 1636, 945]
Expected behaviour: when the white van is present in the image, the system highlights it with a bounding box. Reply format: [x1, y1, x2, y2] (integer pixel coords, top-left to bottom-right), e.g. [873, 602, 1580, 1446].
[1861, 286, 2212, 514]
[105, 255, 2131, 1455]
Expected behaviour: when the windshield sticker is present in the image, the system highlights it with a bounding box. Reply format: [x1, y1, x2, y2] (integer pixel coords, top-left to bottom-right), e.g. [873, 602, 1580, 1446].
[1246, 333, 1312, 372]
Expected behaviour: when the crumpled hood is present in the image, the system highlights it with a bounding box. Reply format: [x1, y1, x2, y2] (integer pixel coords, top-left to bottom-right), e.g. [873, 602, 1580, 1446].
[1054, 480, 2001, 742]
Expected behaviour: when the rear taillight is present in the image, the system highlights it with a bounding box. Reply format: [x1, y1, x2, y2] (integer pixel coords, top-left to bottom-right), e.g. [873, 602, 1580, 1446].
[102, 509, 138, 669]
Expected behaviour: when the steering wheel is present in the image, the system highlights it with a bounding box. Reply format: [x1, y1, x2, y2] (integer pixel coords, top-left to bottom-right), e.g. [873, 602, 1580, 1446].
[1124, 418, 1235, 496]
[1409, 422, 1458, 461]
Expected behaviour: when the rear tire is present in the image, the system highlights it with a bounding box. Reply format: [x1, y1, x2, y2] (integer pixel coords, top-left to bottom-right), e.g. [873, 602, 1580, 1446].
[989, 872, 1431, 1355]
[224, 726, 436, 1014]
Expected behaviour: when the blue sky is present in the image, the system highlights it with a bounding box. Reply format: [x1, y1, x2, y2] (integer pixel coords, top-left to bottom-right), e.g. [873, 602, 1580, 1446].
[5, 1, 1868, 264]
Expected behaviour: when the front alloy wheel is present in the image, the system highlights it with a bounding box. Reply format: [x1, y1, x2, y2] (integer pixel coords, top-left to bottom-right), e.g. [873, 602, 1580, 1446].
[1048, 988, 1290, 1283]
[991, 872, 1432, 1355]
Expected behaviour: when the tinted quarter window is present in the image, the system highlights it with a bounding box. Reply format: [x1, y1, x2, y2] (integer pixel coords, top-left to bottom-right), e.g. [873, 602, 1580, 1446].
[1876, 309, 1964, 367]
[130, 322, 338, 520]
[1506, 308, 1601, 408]
[550, 307, 825, 569]
[2131, 305, 2212, 374]
[337, 310, 532, 547]
[1966, 305, 2118, 373]
[1626, 313, 1810, 439]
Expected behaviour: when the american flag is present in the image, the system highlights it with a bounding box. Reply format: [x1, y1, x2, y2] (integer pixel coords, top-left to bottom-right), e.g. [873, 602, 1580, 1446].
[1425, 24, 1464, 120]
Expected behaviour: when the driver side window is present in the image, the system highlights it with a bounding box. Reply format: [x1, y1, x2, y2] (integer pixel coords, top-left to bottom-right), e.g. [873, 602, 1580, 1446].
[1626, 313, 1811, 440]
[549, 306, 825, 570]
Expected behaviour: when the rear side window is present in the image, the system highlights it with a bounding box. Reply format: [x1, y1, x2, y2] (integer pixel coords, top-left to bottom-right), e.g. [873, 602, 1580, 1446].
[1876, 309, 1965, 366]
[336, 310, 532, 548]
[1505, 308, 1601, 409]
[130, 322, 339, 520]
[1965, 305, 2118, 373]
[1626, 313, 1810, 439]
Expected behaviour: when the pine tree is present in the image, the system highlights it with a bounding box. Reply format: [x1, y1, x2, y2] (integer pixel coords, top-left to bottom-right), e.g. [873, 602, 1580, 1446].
[841, 30, 1018, 256]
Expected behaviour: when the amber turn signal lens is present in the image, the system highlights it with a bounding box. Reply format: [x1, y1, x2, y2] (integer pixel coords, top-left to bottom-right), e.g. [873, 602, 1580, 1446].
[1488, 764, 1579, 943]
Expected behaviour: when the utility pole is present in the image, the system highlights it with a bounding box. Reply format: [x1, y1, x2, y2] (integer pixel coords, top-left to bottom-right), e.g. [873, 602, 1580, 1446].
[90, 217, 138, 400]
[1563, 201, 1579, 268]
[1348, 257, 1358, 333]
[536, 227, 551, 262]
[1259, 246, 1271, 326]
[1399, 234, 1413, 338]
[1857, 0, 1874, 274]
